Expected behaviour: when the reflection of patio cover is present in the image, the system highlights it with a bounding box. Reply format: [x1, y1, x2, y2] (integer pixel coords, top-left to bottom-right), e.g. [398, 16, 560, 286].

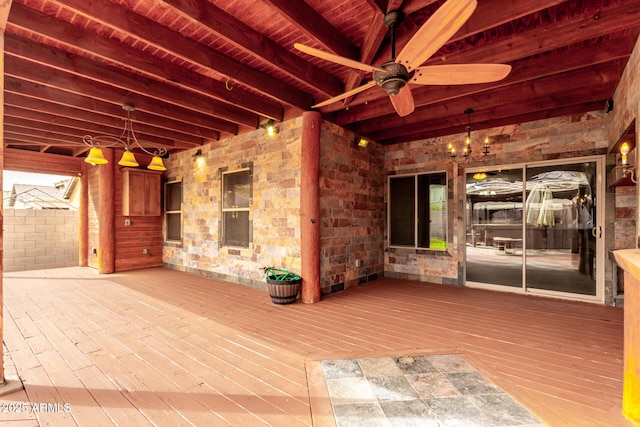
[525, 186, 555, 226]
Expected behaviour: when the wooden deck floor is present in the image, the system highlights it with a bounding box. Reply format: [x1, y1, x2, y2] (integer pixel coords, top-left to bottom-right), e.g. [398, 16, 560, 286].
[0, 267, 631, 426]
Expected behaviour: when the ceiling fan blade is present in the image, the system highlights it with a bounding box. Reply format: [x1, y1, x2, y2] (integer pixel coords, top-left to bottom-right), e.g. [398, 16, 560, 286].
[396, 0, 477, 71]
[294, 43, 385, 73]
[411, 64, 512, 85]
[312, 81, 377, 108]
[390, 85, 415, 117]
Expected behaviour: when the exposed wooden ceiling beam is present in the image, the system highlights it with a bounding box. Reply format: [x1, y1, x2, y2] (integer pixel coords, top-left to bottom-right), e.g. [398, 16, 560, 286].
[260, 0, 359, 59]
[44, 0, 313, 110]
[367, 81, 619, 143]
[335, 35, 635, 125]
[4, 105, 202, 147]
[6, 3, 284, 121]
[5, 37, 253, 132]
[324, 0, 640, 114]
[4, 92, 218, 143]
[161, 0, 343, 98]
[356, 60, 624, 137]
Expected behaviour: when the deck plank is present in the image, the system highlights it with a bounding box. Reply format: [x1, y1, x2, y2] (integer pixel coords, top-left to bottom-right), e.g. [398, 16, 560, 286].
[1, 267, 632, 426]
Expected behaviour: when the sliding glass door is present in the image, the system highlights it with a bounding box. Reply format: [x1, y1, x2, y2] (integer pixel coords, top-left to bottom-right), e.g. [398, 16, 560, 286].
[465, 157, 603, 300]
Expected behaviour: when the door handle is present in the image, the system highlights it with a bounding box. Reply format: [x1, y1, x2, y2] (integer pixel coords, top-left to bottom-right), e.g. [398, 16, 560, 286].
[592, 226, 601, 238]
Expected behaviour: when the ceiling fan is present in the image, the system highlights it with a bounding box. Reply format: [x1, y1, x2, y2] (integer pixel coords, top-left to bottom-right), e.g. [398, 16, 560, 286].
[294, 0, 511, 117]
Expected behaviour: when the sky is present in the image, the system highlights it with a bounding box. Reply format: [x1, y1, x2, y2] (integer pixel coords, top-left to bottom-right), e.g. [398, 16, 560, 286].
[3, 171, 70, 192]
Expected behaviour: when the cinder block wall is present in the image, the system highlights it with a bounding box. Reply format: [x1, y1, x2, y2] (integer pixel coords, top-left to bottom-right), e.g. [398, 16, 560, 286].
[3, 209, 79, 272]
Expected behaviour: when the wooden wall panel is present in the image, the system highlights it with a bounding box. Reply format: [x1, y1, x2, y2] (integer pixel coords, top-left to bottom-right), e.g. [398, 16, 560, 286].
[114, 150, 164, 272]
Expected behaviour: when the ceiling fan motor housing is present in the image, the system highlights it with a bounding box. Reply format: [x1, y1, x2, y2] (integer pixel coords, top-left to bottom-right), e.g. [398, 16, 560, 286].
[373, 61, 415, 96]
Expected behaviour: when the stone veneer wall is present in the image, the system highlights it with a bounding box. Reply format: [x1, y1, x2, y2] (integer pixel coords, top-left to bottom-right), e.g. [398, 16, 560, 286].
[319, 121, 385, 294]
[384, 110, 612, 298]
[3, 208, 79, 272]
[162, 118, 304, 288]
[610, 34, 640, 249]
[162, 117, 385, 295]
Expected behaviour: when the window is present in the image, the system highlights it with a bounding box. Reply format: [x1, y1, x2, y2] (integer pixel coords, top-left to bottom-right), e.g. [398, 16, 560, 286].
[164, 179, 182, 241]
[389, 172, 447, 249]
[222, 168, 252, 248]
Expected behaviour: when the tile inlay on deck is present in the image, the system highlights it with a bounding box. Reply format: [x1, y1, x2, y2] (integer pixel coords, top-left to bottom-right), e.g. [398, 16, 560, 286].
[321, 355, 543, 427]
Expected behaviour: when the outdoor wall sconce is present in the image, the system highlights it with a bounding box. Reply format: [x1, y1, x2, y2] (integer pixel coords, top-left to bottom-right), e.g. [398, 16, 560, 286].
[617, 142, 637, 183]
[192, 149, 202, 158]
[261, 118, 279, 137]
[355, 137, 369, 148]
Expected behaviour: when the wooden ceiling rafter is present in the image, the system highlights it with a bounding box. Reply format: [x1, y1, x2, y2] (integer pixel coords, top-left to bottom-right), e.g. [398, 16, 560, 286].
[327, 0, 640, 116]
[160, 0, 344, 98]
[4, 36, 255, 130]
[335, 33, 635, 126]
[2, 0, 639, 157]
[41, 0, 314, 110]
[5, 3, 281, 120]
[3, 79, 221, 142]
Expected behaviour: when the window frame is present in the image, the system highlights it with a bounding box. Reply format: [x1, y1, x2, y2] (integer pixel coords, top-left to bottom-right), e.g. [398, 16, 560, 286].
[164, 178, 183, 243]
[221, 167, 252, 249]
[388, 171, 448, 250]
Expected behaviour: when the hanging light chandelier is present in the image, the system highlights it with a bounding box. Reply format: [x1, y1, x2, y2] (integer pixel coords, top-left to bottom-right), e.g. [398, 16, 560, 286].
[448, 108, 490, 162]
[83, 104, 168, 171]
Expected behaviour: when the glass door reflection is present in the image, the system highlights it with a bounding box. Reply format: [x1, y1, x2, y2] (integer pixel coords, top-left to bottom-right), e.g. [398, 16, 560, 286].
[466, 168, 523, 288]
[466, 161, 599, 297]
[524, 163, 597, 295]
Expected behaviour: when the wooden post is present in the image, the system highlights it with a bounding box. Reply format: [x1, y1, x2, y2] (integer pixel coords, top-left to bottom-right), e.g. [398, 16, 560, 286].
[98, 149, 116, 274]
[301, 111, 321, 303]
[0, 0, 14, 388]
[79, 162, 89, 267]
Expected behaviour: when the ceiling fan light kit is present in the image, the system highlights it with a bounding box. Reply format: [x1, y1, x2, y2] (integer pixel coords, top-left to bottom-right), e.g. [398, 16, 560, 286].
[294, 0, 511, 118]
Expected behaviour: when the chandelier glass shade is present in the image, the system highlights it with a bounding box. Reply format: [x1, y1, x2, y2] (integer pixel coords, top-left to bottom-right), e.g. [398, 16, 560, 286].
[83, 104, 168, 171]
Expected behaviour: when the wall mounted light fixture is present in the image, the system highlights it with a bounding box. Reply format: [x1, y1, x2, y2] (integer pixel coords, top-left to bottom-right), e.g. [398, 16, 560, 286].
[356, 137, 369, 148]
[261, 118, 279, 137]
[616, 141, 637, 183]
[83, 103, 168, 171]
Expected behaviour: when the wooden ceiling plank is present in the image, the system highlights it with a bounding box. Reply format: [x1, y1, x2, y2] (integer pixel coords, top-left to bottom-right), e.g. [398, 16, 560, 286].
[367, 79, 619, 142]
[432, 1, 640, 66]
[336, 35, 634, 125]
[4, 119, 193, 150]
[7, 3, 283, 119]
[3, 79, 221, 141]
[3, 59, 237, 137]
[450, 0, 567, 43]
[5, 35, 254, 130]
[260, 0, 359, 59]
[4, 104, 203, 147]
[41, 0, 312, 110]
[341, 9, 386, 105]
[373, 0, 568, 68]
[162, 0, 343, 98]
[4, 91, 218, 143]
[384, 100, 609, 145]
[327, 0, 640, 114]
[356, 60, 624, 136]
[340, 2, 428, 104]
